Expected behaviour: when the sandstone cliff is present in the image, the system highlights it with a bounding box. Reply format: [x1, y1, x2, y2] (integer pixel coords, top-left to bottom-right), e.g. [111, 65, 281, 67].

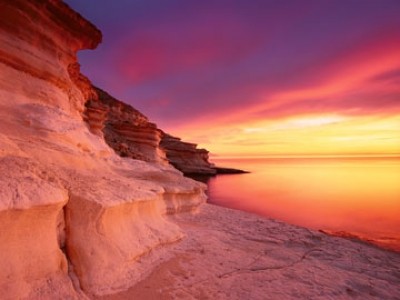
[160, 133, 217, 175]
[2, 2, 400, 300]
[0, 1, 205, 298]
[84, 87, 168, 164]
[84, 86, 219, 175]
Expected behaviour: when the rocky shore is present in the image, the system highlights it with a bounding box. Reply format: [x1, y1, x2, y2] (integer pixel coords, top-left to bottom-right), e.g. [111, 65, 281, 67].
[99, 204, 400, 299]
[0, 1, 398, 299]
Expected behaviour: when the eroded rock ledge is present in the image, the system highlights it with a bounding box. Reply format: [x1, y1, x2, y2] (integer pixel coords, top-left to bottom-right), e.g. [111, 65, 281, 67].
[84, 86, 222, 175]
[160, 133, 217, 175]
[84, 87, 168, 164]
[0, 1, 205, 298]
[84, 87, 247, 176]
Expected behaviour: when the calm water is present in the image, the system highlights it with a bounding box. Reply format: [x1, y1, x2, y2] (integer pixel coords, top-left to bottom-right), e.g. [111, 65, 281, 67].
[207, 157, 400, 251]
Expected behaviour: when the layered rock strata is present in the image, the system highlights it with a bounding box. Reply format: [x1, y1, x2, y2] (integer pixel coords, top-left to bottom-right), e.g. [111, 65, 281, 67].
[84, 87, 167, 163]
[160, 133, 217, 175]
[160, 134, 247, 175]
[84, 87, 222, 175]
[83, 87, 246, 176]
[0, 1, 205, 298]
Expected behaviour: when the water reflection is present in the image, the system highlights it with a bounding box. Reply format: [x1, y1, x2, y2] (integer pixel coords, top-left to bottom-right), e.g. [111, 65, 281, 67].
[205, 157, 400, 251]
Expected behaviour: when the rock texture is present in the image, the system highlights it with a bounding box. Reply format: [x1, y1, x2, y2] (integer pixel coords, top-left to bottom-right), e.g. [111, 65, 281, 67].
[84, 87, 168, 164]
[160, 134, 218, 175]
[0, 1, 205, 298]
[98, 204, 400, 300]
[83, 86, 246, 176]
[84, 87, 220, 174]
[2, 1, 398, 300]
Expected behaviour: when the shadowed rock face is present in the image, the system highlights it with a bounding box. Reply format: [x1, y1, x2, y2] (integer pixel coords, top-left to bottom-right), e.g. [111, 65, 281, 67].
[84, 87, 168, 164]
[84, 87, 217, 174]
[0, 1, 206, 298]
[160, 134, 217, 175]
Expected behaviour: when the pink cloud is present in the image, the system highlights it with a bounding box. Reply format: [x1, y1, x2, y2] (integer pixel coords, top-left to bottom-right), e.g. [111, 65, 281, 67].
[111, 10, 272, 84]
[169, 29, 400, 132]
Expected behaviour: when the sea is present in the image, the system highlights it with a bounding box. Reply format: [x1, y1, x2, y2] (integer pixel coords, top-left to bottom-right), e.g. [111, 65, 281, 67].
[204, 157, 400, 252]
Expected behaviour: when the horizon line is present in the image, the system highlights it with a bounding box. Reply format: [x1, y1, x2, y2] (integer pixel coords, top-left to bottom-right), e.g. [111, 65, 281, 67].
[210, 153, 400, 159]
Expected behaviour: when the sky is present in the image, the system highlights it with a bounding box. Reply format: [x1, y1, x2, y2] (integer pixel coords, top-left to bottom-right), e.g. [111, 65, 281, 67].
[65, 0, 400, 157]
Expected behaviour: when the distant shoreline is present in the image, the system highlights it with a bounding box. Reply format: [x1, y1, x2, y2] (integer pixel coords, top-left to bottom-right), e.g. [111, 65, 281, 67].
[319, 229, 400, 254]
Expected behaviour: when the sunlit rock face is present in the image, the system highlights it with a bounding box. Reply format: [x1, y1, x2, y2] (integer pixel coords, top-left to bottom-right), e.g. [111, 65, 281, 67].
[161, 134, 217, 175]
[0, 0, 100, 115]
[0, 0, 206, 298]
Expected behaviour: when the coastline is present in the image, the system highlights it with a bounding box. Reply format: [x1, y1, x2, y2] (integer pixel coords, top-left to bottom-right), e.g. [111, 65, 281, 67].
[204, 157, 400, 255]
[98, 203, 400, 299]
[1, 2, 399, 299]
[319, 230, 400, 254]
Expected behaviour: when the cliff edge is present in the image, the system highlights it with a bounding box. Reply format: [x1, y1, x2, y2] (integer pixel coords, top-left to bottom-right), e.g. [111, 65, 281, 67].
[84, 86, 219, 175]
[0, 1, 205, 298]
[84, 87, 246, 176]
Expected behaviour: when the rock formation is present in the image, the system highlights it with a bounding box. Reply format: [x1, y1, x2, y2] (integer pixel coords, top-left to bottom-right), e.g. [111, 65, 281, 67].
[160, 133, 217, 175]
[83, 88, 245, 176]
[84, 86, 219, 175]
[84, 87, 168, 164]
[2, 2, 400, 300]
[0, 1, 205, 298]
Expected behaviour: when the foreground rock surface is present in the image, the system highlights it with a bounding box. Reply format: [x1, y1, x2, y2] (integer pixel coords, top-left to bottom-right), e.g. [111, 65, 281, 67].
[99, 204, 400, 300]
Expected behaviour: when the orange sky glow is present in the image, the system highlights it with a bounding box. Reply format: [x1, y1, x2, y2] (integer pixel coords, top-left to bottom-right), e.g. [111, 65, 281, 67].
[171, 37, 400, 157]
[68, 0, 400, 158]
